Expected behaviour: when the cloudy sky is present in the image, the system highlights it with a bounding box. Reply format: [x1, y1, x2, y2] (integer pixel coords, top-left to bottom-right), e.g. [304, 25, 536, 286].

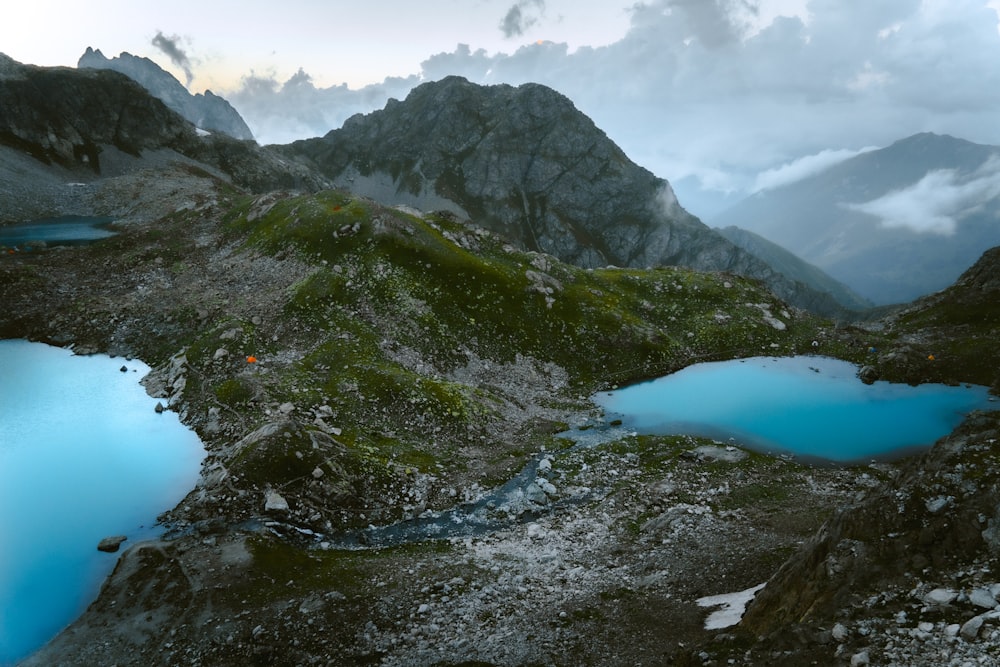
[4, 0, 1000, 218]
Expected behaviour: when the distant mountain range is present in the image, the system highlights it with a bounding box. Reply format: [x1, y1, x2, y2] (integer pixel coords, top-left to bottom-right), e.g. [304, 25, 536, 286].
[712, 133, 1000, 305]
[78, 47, 254, 141]
[3, 51, 958, 317]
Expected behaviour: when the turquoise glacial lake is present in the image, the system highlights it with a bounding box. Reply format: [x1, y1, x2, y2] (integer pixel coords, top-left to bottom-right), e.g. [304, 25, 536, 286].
[595, 356, 996, 463]
[0, 216, 116, 247]
[0, 340, 205, 665]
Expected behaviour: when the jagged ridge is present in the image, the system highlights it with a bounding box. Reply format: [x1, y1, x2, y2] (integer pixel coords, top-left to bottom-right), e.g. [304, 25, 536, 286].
[79, 47, 255, 141]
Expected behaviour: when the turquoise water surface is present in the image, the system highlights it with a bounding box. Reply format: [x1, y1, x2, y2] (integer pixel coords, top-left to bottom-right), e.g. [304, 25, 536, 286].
[595, 356, 996, 463]
[0, 340, 205, 664]
[0, 216, 116, 247]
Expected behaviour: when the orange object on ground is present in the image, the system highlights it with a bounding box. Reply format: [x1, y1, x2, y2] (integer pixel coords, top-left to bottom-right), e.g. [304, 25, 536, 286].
[246, 356, 257, 363]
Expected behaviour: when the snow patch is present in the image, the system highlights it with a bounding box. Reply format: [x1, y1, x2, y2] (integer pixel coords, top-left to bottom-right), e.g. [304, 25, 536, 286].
[696, 582, 766, 630]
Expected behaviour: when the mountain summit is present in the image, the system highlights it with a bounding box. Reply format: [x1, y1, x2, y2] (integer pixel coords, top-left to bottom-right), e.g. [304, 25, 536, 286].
[78, 47, 254, 141]
[280, 76, 850, 315]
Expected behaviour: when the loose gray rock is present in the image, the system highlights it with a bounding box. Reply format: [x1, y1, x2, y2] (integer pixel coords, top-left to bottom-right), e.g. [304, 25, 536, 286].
[923, 588, 958, 606]
[961, 614, 984, 641]
[97, 535, 127, 553]
[523, 483, 548, 505]
[265, 490, 289, 512]
[969, 587, 997, 609]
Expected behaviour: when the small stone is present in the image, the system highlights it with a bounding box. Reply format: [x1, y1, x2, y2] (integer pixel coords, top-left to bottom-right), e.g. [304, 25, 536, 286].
[97, 535, 128, 552]
[858, 366, 878, 384]
[213, 347, 229, 360]
[970, 588, 997, 609]
[154, 402, 165, 414]
[311, 467, 325, 479]
[279, 402, 295, 415]
[526, 523, 546, 540]
[119, 365, 128, 373]
[524, 483, 548, 504]
[265, 490, 289, 512]
[831, 623, 849, 642]
[945, 624, 961, 637]
[298, 596, 325, 614]
[961, 615, 984, 641]
[925, 496, 951, 513]
[537, 458, 552, 472]
[850, 650, 870, 666]
[924, 588, 958, 606]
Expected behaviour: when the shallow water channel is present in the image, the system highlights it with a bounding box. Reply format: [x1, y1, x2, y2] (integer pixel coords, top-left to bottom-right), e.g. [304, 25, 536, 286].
[0, 340, 205, 665]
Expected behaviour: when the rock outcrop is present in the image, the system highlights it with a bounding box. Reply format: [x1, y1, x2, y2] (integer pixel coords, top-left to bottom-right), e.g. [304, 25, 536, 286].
[740, 411, 1000, 661]
[279, 76, 850, 316]
[874, 245, 1000, 391]
[97, 535, 127, 553]
[78, 47, 254, 141]
[0, 53, 195, 171]
[0, 53, 326, 202]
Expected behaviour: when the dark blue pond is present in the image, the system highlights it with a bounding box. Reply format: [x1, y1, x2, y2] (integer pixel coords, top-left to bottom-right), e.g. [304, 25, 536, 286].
[594, 356, 996, 463]
[0, 216, 116, 247]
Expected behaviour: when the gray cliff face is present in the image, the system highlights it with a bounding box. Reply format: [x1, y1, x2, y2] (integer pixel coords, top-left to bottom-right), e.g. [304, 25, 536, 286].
[0, 55, 196, 170]
[0, 53, 326, 198]
[78, 47, 254, 141]
[280, 76, 849, 316]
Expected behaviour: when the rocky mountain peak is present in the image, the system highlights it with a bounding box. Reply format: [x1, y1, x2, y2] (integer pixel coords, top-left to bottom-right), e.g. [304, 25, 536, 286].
[282, 76, 848, 315]
[78, 47, 254, 141]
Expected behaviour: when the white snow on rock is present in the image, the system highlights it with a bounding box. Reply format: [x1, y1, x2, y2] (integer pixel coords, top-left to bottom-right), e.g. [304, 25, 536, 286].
[696, 583, 766, 630]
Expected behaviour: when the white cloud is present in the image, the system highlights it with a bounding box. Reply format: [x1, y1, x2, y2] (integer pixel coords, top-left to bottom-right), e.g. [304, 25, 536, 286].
[843, 156, 1000, 235]
[752, 146, 878, 191]
[846, 61, 891, 91]
[218, 1, 1000, 217]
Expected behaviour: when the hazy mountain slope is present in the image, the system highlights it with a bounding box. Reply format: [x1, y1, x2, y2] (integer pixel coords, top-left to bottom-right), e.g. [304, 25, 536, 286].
[78, 47, 254, 141]
[717, 225, 873, 311]
[278, 76, 853, 317]
[713, 133, 1000, 305]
